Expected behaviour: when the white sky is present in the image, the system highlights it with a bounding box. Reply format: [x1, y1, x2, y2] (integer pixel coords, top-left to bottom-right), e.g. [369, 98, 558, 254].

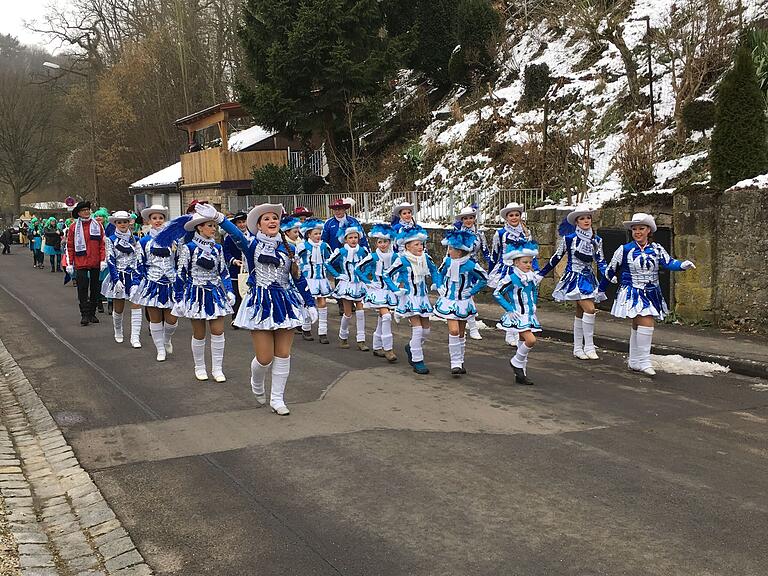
[0, 0, 65, 51]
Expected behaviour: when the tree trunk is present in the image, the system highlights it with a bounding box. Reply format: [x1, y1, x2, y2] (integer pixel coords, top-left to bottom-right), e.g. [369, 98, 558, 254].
[603, 26, 641, 108]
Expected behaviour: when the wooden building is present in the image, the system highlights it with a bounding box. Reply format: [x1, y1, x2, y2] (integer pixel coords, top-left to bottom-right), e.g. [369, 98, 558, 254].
[130, 102, 327, 213]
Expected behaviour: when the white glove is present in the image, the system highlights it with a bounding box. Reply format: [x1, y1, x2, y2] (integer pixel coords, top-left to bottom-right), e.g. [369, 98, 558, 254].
[396, 288, 408, 297]
[215, 211, 225, 224]
[532, 273, 544, 286]
[113, 280, 124, 294]
[430, 283, 438, 292]
[307, 307, 319, 324]
[594, 291, 607, 304]
[227, 292, 236, 305]
[196, 203, 218, 219]
[99, 261, 107, 272]
[681, 260, 696, 270]
[66, 265, 74, 275]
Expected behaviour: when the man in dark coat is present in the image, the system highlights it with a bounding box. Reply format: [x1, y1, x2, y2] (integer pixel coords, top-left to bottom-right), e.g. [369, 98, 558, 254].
[66, 201, 106, 326]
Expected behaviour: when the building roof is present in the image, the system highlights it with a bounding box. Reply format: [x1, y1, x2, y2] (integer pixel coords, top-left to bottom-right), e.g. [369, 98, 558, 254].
[130, 162, 182, 190]
[174, 102, 247, 129]
[228, 125, 279, 152]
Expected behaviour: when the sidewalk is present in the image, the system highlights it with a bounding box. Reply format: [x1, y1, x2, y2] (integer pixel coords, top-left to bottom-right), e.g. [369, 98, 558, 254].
[474, 299, 768, 379]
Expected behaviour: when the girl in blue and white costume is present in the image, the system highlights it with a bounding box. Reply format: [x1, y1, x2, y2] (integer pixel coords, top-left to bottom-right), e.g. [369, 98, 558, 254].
[434, 229, 488, 376]
[390, 202, 418, 253]
[537, 204, 607, 360]
[384, 226, 442, 375]
[355, 224, 398, 362]
[326, 225, 370, 351]
[132, 204, 179, 362]
[101, 210, 142, 347]
[599, 212, 695, 376]
[164, 203, 235, 382]
[281, 216, 314, 341]
[453, 206, 491, 341]
[488, 203, 537, 347]
[297, 218, 333, 344]
[219, 203, 316, 415]
[494, 241, 542, 385]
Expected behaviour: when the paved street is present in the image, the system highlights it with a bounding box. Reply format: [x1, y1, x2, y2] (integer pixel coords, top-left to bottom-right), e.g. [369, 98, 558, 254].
[1, 252, 767, 576]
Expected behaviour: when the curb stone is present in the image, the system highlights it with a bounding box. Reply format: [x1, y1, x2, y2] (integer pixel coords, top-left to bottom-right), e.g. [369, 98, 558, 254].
[0, 338, 153, 575]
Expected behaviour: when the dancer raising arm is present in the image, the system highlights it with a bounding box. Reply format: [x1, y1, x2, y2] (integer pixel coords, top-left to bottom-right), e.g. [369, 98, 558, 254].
[219, 204, 316, 416]
[598, 213, 694, 376]
[537, 205, 606, 360]
[384, 226, 442, 375]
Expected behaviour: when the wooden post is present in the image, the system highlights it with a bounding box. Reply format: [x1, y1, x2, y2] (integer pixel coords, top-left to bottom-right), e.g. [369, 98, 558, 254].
[219, 121, 228, 152]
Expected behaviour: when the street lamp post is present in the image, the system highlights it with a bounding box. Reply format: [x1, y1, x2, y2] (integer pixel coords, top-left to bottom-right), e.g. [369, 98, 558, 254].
[628, 17, 655, 127]
[42, 62, 100, 206]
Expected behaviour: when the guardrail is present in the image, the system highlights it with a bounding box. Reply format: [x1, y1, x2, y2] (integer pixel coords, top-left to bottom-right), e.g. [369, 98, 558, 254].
[227, 189, 547, 226]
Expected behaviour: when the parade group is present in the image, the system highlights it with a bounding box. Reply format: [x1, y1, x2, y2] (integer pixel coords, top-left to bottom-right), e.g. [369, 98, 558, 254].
[38, 196, 694, 416]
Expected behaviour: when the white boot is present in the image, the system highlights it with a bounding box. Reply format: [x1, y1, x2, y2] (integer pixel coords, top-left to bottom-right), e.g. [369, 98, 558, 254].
[627, 328, 639, 370]
[318, 307, 328, 337]
[636, 326, 656, 375]
[270, 356, 291, 415]
[130, 308, 142, 348]
[250, 357, 270, 405]
[210, 333, 226, 382]
[164, 321, 177, 354]
[112, 310, 124, 343]
[381, 313, 394, 351]
[582, 313, 599, 359]
[355, 309, 366, 345]
[573, 317, 588, 359]
[467, 316, 482, 340]
[448, 334, 463, 369]
[150, 322, 166, 361]
[191, 337, 208, 380]
[505, 328, 518, 347]
[372, 316, 383, 351]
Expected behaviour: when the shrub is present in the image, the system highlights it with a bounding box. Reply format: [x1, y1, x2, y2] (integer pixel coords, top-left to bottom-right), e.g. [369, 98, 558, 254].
[682, 99, 716, 134]
[521, 63, 551, 108]
[251, 163, 303, 195]
[615, 120, 657, 194]
[710, 43, 768, 189]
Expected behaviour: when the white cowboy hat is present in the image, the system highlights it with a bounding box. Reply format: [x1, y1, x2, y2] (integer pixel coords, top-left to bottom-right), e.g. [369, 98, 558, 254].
[246, 203, 285, 234]
[140, 204, 169, 220]
[342, 197, 356, 208]
[499, 202, 525, 220]
[184, 202, 219, 231]
[566, 204, 594, 225]
[456, 206, 477, 219]
[623, 212, 657, 233]
[391, 202, 415, 219]
[108, 210, 132, 223]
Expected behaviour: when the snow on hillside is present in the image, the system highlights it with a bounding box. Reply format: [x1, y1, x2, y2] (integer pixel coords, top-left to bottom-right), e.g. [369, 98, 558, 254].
[389, 0, 768, 207]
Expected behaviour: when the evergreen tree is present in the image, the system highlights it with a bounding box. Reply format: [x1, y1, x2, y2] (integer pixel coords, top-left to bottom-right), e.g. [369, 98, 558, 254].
[710, 44, 768, 189]
[412, 0, 459, 86]
[238, 0, 404, 185]
[453, 0, 502, 84]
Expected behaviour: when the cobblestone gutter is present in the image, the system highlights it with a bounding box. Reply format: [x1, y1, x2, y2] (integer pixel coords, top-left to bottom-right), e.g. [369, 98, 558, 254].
[0, 339, 153, 576]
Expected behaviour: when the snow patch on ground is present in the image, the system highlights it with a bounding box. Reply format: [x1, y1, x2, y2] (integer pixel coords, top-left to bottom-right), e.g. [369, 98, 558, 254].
[651, 354, 730, 377]
[751, 382, 768, 392]
[726, 172, 768, 191]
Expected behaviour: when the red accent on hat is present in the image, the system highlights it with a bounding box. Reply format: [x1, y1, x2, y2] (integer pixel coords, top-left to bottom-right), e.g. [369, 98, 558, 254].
[329, 199, 351, 209]
[186, 199, 209, 214]
[293, 206, 313, 216]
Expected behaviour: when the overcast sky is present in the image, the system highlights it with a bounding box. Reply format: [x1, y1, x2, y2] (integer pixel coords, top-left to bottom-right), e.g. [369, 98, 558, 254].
[0, 0, 64, 51]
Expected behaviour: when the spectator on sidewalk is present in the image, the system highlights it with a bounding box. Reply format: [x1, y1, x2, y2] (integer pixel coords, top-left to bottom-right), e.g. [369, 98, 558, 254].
[66, 201, 107, 326]
[0, 227, 11, 254]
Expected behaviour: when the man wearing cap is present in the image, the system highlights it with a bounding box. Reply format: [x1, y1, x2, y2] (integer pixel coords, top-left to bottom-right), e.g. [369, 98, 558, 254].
[322, 198, 368, 252]
[66, 201, 107, 326]
[292, 206, 313, 222]
[223, 211, 251, 325]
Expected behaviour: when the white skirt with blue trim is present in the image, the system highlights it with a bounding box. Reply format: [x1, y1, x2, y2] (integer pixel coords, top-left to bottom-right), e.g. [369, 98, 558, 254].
[307, 277, 333, 297]
[552, 270, 599, 301]
[364, 287, 398, 309]
[234, 284, 304, 330]
[333, 279, 366, 301]
[172, 283, 233, 320]
[611, 283, 668, 320]
[498, 311, 542, 332]
[395, 294, 433, 318]
[130, 277, 175, 309]
[432, 297, 477, 320]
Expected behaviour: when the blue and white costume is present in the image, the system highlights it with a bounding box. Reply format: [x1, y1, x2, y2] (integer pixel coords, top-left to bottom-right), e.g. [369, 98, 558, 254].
[355, 225, 398, 309]
[326, 225, 369, 302]
[297, 219, 333, 298]
[601, 241, 684, 321]
[488, 224, 537, 288]
[383, 228, 441, 319]
[434, 256, 488, 320]
[172, 234, 234, 320]
[494, 242, 543, 333]
[322, 214, 368, 252]
[220, 218, 311, 331]
[131, 229, 176, 309]
[101, 230, 139, 300]
[539, 229, 606, 301]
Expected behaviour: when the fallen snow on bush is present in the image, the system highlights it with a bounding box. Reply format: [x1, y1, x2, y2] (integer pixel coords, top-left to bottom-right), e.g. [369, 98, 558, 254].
[650, 354, 730, 377]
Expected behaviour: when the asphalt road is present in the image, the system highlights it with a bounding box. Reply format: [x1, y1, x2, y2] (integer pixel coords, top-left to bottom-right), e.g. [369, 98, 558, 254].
[1, 252, 767, 576]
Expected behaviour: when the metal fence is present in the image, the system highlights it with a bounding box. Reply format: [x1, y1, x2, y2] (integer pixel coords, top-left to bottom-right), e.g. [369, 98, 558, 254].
[227, 189, 546, 227]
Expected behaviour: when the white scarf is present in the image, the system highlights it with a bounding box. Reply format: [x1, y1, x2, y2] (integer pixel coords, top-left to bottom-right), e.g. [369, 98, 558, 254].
[335, 215, 348, 226]
[513, 266, 538, 285]
[193, 232, 215, 258]
[345, 244, 360, 263]
[256, 231, 280, 258]
[148, 225, 164, 238]
[399, 219, 414, 229]
[403, 250, 428, 282]
[375, 249, 393, 277]
[114, 229, 133, 250]
[575, 227, 594, 256]
[74, 218, 101, 255]
[308, 239, 323, 265]
[448, 254, 470, 283]
[505, 223, 525, 240]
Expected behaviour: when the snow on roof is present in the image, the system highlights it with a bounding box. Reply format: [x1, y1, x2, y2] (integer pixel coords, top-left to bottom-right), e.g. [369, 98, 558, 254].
[726, 172, 768, 192]
[27, 201, 68, 210]
[229, 125, 278, 152]
[130, 162, 181, 189]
